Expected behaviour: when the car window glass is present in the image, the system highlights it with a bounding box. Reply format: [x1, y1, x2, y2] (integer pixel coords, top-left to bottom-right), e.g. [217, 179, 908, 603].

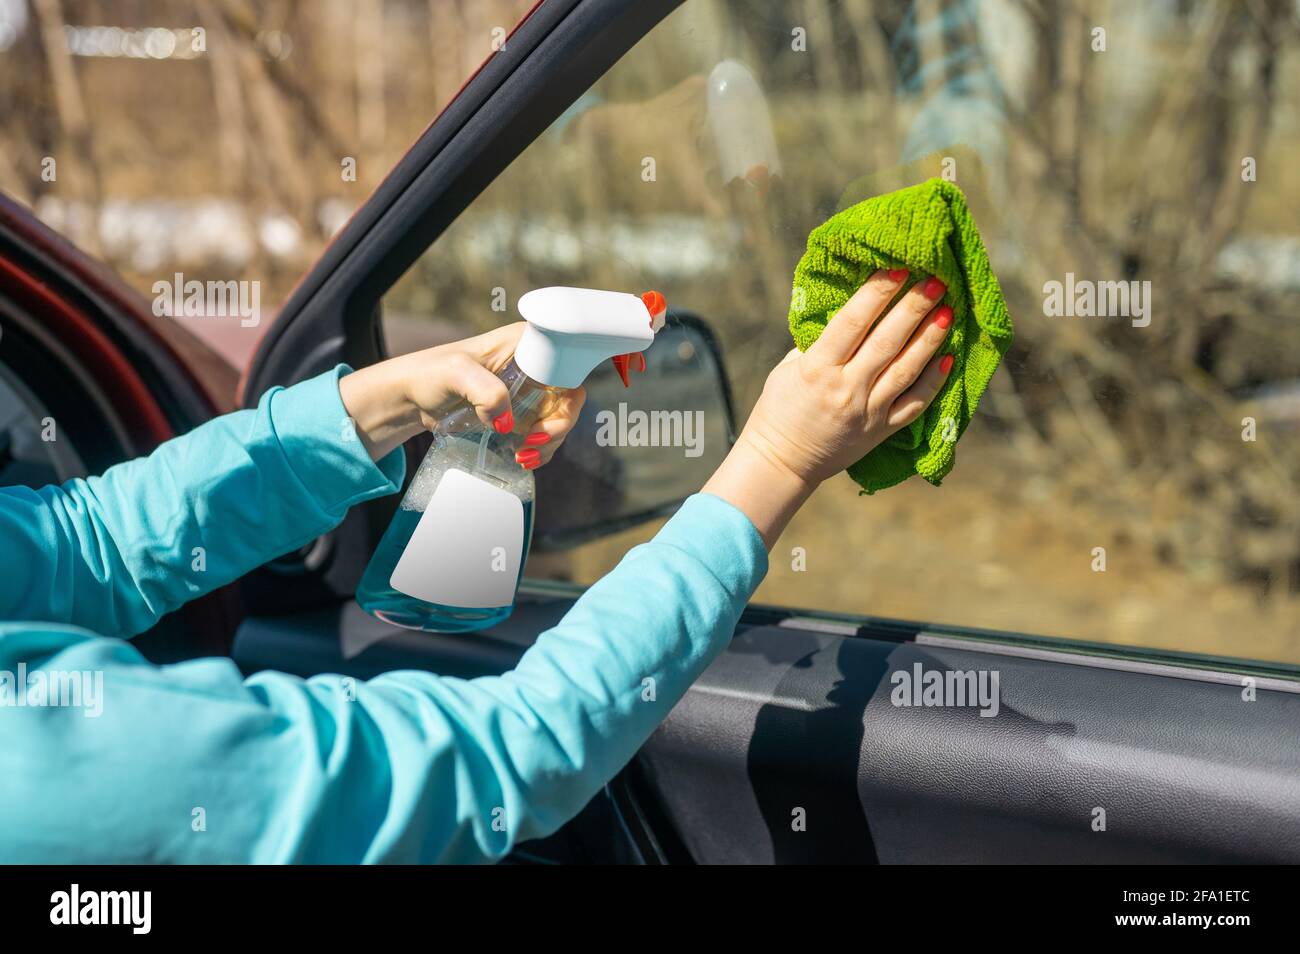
[408, 1, 1297, 667]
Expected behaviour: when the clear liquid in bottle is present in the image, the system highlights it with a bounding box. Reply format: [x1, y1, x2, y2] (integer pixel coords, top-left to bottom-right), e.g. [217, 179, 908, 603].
[356, 360, 557, 632]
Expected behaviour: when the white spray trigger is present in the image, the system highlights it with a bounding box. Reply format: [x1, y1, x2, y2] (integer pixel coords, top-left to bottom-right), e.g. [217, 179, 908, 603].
[514, 286, 657, 389]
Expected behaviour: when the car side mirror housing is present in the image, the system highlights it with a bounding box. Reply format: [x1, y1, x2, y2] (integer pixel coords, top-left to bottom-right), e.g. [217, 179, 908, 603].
[532, 311, 736, 550]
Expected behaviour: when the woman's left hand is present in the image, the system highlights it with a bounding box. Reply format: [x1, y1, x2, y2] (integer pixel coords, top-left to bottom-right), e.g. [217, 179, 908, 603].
[338, 322, 586, 466]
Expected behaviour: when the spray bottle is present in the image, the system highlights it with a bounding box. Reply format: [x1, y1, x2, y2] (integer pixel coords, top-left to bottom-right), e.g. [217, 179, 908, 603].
[357, 286, 667, 632]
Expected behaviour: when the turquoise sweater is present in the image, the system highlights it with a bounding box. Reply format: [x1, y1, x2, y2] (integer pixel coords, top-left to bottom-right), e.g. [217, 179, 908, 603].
[0, 367, 767, 862]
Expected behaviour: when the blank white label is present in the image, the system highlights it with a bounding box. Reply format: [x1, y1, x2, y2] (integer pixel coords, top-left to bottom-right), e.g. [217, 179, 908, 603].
[389, 469, 524, 609]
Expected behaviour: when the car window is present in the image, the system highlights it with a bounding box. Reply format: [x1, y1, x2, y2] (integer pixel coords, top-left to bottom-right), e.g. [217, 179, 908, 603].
[0, 0, 537, 369]
[390, 0, 1298, 668]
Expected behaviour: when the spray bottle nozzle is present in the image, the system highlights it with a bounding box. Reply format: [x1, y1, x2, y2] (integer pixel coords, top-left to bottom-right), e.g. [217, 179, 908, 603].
[514, 286, 658, 390]
[641, 290, 667, 329]
[612, 290, 667, 387]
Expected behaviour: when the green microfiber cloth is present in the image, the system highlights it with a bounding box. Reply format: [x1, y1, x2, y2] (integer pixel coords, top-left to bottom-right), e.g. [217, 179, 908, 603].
[788, 177, 1013, 494]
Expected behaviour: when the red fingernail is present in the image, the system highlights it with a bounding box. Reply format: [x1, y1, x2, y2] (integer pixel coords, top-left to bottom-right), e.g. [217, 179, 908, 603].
[923, 277, 946, 300]
[493, 411, 514, 434]
[516, 448, 541, 465]
[934, 306, 954, 330]
[940, 354, 954, 374]
[522, 458, 541, 470]
[523, 431, 551, 447]
[888, 268, 909, 282]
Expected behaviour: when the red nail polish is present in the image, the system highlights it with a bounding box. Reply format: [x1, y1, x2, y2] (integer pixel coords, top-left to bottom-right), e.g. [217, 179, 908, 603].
[522, 458, 541, 470]
[923, 277, 946, 300]
[493, 411, 514, 434]
[888, 268, 909, 282]
[523, 431, 551, 447]
[516, 448, 540, 463]
[934, 306, 954, 330]
[940, 354, 954, 374]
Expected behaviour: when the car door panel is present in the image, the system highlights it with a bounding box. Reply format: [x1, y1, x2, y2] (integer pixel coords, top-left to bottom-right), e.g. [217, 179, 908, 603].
[233, 595, 1300, 864]
[641, 632, 1300, 864]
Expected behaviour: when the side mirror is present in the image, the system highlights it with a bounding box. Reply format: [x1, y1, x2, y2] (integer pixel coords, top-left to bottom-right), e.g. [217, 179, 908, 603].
[532, 311, 736, 550]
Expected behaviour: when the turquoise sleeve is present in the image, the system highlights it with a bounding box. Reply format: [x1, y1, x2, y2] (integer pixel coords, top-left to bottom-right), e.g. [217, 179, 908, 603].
[0, 366, 405, 637]
[0, 365, 768, 862]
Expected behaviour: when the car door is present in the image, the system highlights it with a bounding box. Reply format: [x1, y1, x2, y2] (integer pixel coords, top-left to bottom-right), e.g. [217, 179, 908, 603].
[234, 0, 1300, 864]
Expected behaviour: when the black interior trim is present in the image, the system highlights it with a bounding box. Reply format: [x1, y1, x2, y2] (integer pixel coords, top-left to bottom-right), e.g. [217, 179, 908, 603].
[0, 296, 133, 475]
[918, 633, 1300, 694]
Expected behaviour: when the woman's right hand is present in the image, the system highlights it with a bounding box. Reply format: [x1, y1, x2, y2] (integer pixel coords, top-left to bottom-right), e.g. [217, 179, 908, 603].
[702, 268, 953, 548]
[338, 323, 585, 468]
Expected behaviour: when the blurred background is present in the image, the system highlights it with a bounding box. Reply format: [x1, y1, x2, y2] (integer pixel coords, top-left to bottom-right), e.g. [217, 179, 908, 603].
[2, 0, 1299, 664]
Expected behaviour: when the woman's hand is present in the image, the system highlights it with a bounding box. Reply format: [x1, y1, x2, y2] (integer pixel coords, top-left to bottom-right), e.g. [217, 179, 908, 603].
[703, 269, 953, 548]
[337, 323, 586, 466]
